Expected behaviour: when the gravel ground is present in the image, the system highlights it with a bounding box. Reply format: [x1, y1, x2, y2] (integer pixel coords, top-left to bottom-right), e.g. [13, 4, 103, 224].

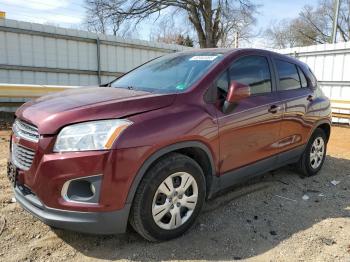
[0, 126, 349, 262]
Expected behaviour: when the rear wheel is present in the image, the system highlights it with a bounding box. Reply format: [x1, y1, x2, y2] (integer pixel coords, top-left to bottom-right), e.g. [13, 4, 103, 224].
[129, 153, 206, 241]
[297, 128, 327, 176]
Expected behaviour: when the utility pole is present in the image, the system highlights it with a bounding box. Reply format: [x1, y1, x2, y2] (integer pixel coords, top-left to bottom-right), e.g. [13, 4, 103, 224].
[234, 31, 239, 48]
[332, 0, 341, 43]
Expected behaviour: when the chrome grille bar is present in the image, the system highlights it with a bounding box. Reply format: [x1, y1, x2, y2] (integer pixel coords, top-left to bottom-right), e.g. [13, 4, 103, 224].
[12, 119, 39, 142]
[11, 143, 35, 171]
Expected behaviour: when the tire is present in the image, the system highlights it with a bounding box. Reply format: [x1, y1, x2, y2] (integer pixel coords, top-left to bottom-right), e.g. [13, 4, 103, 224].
[297, 128, 327, 177]
[129, 153, 206, 241]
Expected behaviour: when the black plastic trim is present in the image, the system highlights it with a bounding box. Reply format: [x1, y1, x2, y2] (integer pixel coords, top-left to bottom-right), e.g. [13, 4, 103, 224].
[126, 141, 216, 204]
[15, 186, 130, 234]
[211, 145, 306, 195]
[62, 175, 102, 204]
[310, 119, 332, 142]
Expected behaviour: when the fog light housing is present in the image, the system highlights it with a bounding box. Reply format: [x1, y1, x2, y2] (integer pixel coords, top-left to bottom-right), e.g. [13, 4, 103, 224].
[61, 175, 102, 204]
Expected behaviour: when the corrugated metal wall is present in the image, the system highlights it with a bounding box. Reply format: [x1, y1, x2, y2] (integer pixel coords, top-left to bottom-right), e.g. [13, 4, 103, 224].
[1, 19, 349, 122]
[0, 19, 189, 86]
[277, 42, 350, 124]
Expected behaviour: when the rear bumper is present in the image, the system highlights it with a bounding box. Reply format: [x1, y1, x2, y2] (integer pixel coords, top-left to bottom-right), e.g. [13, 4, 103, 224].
[14, 185, 130, 234]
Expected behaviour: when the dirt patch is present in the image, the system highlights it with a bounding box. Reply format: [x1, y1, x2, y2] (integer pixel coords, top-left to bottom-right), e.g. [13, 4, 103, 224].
[0, 126, 349, 261]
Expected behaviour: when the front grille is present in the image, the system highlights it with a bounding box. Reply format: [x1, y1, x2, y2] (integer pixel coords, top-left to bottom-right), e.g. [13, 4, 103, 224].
[12, 119, 39, 143]
[11, 143, 35, 171]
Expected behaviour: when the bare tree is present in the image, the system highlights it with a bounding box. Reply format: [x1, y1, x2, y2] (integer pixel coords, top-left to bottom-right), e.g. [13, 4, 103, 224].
[297, 4, 333, 44]
[336, 0, 350, 41]
[84, 0, 259, 48]
[85, 0, 110, 34]
[149, 18, 194, 46]
[218, 1, 259, 47]
[267, 0, 350, 48]
[85, 0, 137, 37]
[154, 33, 194, 46]
[265, 20, 297, 49]
[265, 17, 322, 48]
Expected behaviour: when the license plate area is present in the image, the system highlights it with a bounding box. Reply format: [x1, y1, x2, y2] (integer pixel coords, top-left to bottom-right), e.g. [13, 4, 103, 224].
[7, 161, 18, 187]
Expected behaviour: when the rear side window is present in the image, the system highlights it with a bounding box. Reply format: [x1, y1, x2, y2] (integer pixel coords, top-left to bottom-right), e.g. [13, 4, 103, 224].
[229, 56, 272, 95]
[297, 67, 308, 88]
[276, 59, 301, 91]
[308, 68, 318, 87]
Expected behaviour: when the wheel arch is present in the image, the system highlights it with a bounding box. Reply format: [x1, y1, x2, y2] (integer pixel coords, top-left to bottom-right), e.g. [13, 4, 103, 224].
[125, 141, 217, 205]
[317, 122, 331, 142]
[310, 119, 331, 142]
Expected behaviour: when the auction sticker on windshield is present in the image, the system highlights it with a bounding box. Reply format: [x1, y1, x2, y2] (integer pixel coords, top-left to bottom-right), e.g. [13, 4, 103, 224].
[189, 56, 219, 61]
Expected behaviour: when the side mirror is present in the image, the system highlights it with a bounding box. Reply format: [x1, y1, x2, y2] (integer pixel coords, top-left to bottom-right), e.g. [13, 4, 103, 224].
[223, 81, 250, 113]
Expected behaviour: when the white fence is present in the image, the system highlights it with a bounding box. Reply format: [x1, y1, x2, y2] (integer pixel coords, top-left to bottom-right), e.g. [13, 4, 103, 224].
[1, 19, 349, 123]
[277, 42, 350, 124]
[0, 19, 188, 86]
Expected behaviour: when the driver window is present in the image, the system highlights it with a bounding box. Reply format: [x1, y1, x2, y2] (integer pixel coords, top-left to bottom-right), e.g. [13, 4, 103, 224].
[229, 56, 272, 95]
[215, 70, 229, 101]
[217, 70, 229, 93]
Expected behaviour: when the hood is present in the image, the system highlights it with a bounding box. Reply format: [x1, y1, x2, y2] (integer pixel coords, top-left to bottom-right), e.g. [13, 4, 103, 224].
[16, 87, 176, 134]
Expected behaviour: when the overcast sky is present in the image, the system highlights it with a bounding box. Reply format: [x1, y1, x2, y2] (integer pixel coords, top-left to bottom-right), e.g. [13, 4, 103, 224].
[1, 0, 319, 47]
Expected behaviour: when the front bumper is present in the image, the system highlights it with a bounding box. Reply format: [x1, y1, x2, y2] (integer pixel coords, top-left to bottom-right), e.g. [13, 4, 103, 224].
[9, 132, 149, 212]
[14, 185, 130, 234]
[9, 129, 151, 233]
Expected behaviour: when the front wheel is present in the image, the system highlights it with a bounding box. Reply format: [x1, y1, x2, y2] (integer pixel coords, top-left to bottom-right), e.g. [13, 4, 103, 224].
[129, 153, 206, 241]
[297, 128, 327, 177]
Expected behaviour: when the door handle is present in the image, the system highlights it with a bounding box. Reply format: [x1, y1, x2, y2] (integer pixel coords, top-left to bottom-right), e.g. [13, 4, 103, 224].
[268, 105, 281, 114]
[307, 95, 313, 102]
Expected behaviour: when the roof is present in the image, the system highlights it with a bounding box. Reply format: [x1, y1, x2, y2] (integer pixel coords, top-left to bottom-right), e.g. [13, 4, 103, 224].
[178, 48, 306, 67]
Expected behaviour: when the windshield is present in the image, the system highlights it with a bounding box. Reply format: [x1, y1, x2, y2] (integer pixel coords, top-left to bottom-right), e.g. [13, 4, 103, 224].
[111, 52, 224, 94]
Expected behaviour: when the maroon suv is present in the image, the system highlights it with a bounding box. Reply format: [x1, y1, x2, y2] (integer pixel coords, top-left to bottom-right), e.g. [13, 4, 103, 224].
[7, 48, 331, 241]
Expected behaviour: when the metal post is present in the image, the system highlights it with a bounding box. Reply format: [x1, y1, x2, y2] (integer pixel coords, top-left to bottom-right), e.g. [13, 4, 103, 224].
[332, 0, 341, 43]
[234, 31, 239, 48]
[96, 37, 102, 85]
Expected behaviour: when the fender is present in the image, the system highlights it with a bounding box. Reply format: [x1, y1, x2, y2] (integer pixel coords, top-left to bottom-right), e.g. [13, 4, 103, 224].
[125, 141, 217, 204]
[307, 118, 332, 142]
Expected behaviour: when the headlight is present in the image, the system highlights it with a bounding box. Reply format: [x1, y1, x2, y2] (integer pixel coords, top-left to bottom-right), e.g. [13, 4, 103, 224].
[54, 119, 132, 152]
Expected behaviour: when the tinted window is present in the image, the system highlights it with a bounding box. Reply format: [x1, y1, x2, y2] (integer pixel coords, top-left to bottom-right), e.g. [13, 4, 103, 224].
[308, 68, 317, 87]
[276, 60, 301, 90]
[229, 56, 272, 95]
[297, 67, 308, 88]
[216, 70, 229, 93]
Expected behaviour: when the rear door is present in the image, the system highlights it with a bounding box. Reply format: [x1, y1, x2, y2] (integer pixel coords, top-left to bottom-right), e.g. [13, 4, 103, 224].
[216, 54, 283, 174]
[273, 58, 317, 156]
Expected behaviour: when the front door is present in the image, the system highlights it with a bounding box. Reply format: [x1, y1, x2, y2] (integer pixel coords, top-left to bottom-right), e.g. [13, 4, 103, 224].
[216, 54, 283, 174]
